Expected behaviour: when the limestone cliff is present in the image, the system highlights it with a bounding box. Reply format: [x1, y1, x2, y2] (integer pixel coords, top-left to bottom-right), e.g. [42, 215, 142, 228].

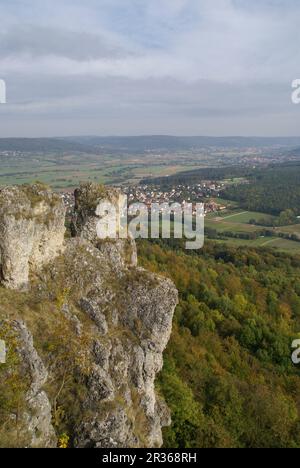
[0, 184, 65, 290]
[0, 183, 178, 448]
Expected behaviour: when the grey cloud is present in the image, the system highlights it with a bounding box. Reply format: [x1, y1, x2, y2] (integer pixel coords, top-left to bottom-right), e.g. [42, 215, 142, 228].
[0, 0, 300, 136]
[2, 75, 293, 118]
[0, 25, 129, 61]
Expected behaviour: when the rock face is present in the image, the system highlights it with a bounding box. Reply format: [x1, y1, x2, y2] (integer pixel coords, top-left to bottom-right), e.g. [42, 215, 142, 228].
[72, 183, 137, 268]
[0, 184, 65, 290]
[0, 183, 178, 448]
[73, 263, 177, 448]
[14, 321, 56, 448]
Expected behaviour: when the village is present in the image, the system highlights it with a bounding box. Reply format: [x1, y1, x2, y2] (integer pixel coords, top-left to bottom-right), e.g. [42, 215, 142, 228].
[61, 180, 229, 219]
[123, 182, 228, 215]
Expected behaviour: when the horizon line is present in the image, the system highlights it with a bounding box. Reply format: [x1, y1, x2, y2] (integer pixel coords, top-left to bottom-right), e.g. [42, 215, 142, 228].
[1, 135, 300, 140]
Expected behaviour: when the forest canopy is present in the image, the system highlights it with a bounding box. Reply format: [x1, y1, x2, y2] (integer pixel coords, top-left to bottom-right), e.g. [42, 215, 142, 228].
[138, 239, 300, 448]
[223, 164, 300, 216]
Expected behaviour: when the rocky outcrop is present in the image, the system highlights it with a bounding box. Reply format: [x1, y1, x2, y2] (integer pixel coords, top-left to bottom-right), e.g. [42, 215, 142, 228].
[14, 320, 56, 448]
[0, 184, 65, 290]
[71, 183, 137, 268]
[73, 266, 177, 448]
[69, 184, 178, 447]
[0, 183, 178, 448]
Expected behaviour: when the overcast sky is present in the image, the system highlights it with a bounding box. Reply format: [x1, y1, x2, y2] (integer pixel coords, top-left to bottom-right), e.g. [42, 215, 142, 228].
[0, 0, 299, 137]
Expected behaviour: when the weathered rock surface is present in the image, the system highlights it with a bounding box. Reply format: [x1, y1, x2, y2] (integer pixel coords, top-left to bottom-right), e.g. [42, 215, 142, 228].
[0, 184, 65, 290]
[71, 183, 137, 268]
[14, 320, 56, 448]
[0, 183, 178, 448]
[69, 184, 178, 447]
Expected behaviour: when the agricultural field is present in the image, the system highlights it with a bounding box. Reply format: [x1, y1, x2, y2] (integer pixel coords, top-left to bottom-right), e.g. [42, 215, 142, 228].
[213, 236, 300, 252]
[204, 208, 300, 253]
[276, 224, 300, 236]
[141, 208, 300, 254]
[205, 209, 274, 233]
[0, 150, 204, 190]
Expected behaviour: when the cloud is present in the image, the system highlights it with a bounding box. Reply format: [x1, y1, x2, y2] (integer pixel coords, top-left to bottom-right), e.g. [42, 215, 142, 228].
[0, 25, 130, 61]
[0, 0, 299, 136]
[2, 0, 299, 83]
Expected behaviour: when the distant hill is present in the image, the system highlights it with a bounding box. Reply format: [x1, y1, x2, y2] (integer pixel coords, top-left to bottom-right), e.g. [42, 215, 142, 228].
[0, 138, 97, 153]
[2, 136, 300, 154]
[289, 146, 300, 158]
[62, 135, 300, 151]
